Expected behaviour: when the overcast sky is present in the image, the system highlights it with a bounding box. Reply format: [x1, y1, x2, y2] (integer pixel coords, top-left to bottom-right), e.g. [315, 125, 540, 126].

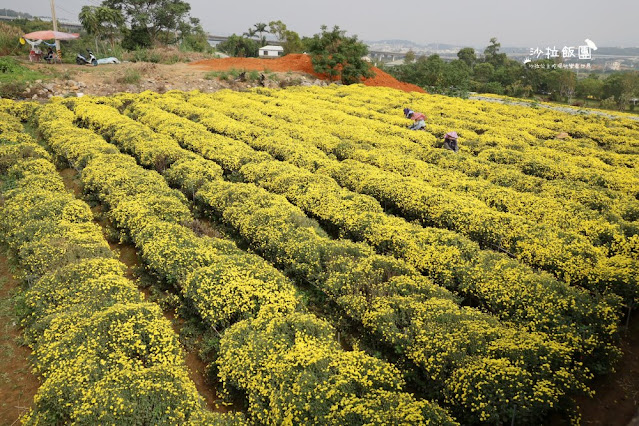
[5, 0, 638, 48]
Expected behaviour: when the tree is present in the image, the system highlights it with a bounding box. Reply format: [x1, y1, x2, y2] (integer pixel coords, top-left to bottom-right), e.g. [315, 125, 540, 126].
[493, 59, 523, 87]
[415, 54, 445, 87]
[521, 59, 555, 94]
[217, 34, 258, 57]
[602, 71, 639, 110]
[404, 50, 416, 64]
[442, 59, 470, 91]
[245, 22, 268, 47]
[557, 70, 577, 101]
[385, 54, 470, 95]
[305, 25, 374, 85]
[268, 20, 286, 41]
[102, 0, 194, 45]
[268, 20, 303, 54]
[483, 37, 507, 67]
[576, 74, 604, 100]
[79, 6, 124, 53]
[473, 62, 494, 83]
[178, 17, 209, 52]
[457, 47, 476, 69]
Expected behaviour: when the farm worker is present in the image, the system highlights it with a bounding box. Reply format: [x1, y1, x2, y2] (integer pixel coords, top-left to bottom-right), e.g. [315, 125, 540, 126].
[25, 38, 43, 61]
[403, 107, 426, 130]
[44, 47, 54, 63]
[443, 131, 459, 153]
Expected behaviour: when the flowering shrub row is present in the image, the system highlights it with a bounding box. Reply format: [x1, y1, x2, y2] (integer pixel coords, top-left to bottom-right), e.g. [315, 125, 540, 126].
[244, 86, 639, 219]
[294, 84, 639, 156]
[0, 111, 214, 424]
[213, 90, 634, 242]
[240, 86, 639, 224]
[176, 89, 638, 306]
[195, 169, 591, 425]
[126, 97, 619, 376]
[62, 96, 596, 424]
[36, 100, 454, 425]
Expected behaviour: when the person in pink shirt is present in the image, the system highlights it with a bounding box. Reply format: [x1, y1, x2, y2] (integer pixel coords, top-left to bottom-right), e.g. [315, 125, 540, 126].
[403, 107, 426, 130]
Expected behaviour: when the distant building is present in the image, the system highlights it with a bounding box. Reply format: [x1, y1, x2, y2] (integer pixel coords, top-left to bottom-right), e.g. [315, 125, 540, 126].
[384, 59, 408, 67]
[605, 61, 621, 71]
[259, 45, 284, 58]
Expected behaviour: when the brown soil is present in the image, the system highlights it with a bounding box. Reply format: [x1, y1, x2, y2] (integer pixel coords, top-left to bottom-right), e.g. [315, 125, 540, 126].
[0, 255, 39, 425]
[577, 316, 639, 425]
[21, 58, 324, 99]
[58, 167, 82, 196]
[116, 243, 226, 412]
[18, 53, 423, 100]
[24, 60, 230, 98]
[190, 53, 426, 93]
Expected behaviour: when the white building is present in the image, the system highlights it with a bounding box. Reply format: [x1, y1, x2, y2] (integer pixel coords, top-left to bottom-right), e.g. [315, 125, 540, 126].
[259, 45, 284, 58]
[605, 61, 621, 71]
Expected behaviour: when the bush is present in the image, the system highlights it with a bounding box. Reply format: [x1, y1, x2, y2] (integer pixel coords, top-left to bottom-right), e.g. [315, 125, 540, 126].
[481, 81, 506, 95]
[600, 96, 617, 110]
[121, 26, 152, 51]
[116, 69, 141, 85]
[0, 80, 27, 99]
[0, 22, 24, 55]
[122, 46, 212, 64]
[0, 58, 45, 98]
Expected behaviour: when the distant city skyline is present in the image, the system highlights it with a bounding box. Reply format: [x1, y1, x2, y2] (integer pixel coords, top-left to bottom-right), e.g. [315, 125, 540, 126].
[3, 0, 638, 48]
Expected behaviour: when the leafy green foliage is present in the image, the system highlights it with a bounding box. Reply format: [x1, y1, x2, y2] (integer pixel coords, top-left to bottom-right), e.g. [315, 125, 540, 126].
[387, 55, 470, 96]
[0, 22, 24, 55]
[102, 0, 204, 48]
[305, 25, 374, 85]
[79, 5, 124, 53]
[268, 20, 303, 54]
[0, 57, 45, 99]
[602, 71, 639, 110]
[217, 34, 258, 57]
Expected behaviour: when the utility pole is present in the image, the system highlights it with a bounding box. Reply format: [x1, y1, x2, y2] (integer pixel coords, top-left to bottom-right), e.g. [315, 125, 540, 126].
[49, 0, 61, 58]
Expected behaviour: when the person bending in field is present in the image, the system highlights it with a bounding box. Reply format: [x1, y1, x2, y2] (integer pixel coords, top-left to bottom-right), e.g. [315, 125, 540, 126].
[403, 107, 426, 130]
[443, 131, 459, 153]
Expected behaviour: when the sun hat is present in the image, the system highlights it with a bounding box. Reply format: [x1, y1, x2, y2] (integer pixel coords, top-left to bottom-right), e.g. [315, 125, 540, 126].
[445, 131, 458, 140]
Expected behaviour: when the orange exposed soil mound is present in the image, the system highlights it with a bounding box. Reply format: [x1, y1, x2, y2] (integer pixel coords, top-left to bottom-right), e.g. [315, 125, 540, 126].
[190, 54, 425, 93]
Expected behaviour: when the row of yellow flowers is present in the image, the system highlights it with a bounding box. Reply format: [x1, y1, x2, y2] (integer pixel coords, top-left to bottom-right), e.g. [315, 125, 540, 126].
[62, 93, 607, 423]
[163, 90, 637, 308]
[37, 99, 455, 425]
[200, 88, 634, 236]
[247, 86, 639, 225]
[251, 86, 639, 215]
[298, 85, 639, 155]
[127, 95, 619, 376]
[0, 110, 215, 424]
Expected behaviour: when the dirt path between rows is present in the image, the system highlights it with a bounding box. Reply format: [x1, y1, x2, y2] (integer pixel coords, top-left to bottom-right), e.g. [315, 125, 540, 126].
[0, 255, 39, 425]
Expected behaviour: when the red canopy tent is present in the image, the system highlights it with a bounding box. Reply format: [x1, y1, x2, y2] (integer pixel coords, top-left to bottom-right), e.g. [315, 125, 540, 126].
[22, 31, 79, 62]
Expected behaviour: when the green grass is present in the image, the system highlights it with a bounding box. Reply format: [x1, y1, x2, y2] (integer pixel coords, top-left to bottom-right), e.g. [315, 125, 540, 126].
[0, 57, 44, 83]
[204, 70, 229, 81]
[0, 57, 46, 99]
[205, 68, 269, 83]
[116, 69, 142, 85]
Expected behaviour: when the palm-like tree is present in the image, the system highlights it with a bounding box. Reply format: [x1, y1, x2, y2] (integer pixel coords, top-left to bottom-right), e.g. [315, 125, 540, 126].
[79, 6, 124, 53]
[96, 7, 124, 49]
[244, 22, 268, 46]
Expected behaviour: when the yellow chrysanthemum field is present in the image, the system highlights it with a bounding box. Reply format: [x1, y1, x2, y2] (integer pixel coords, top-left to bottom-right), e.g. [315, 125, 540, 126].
[0, 84, 637, 425]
